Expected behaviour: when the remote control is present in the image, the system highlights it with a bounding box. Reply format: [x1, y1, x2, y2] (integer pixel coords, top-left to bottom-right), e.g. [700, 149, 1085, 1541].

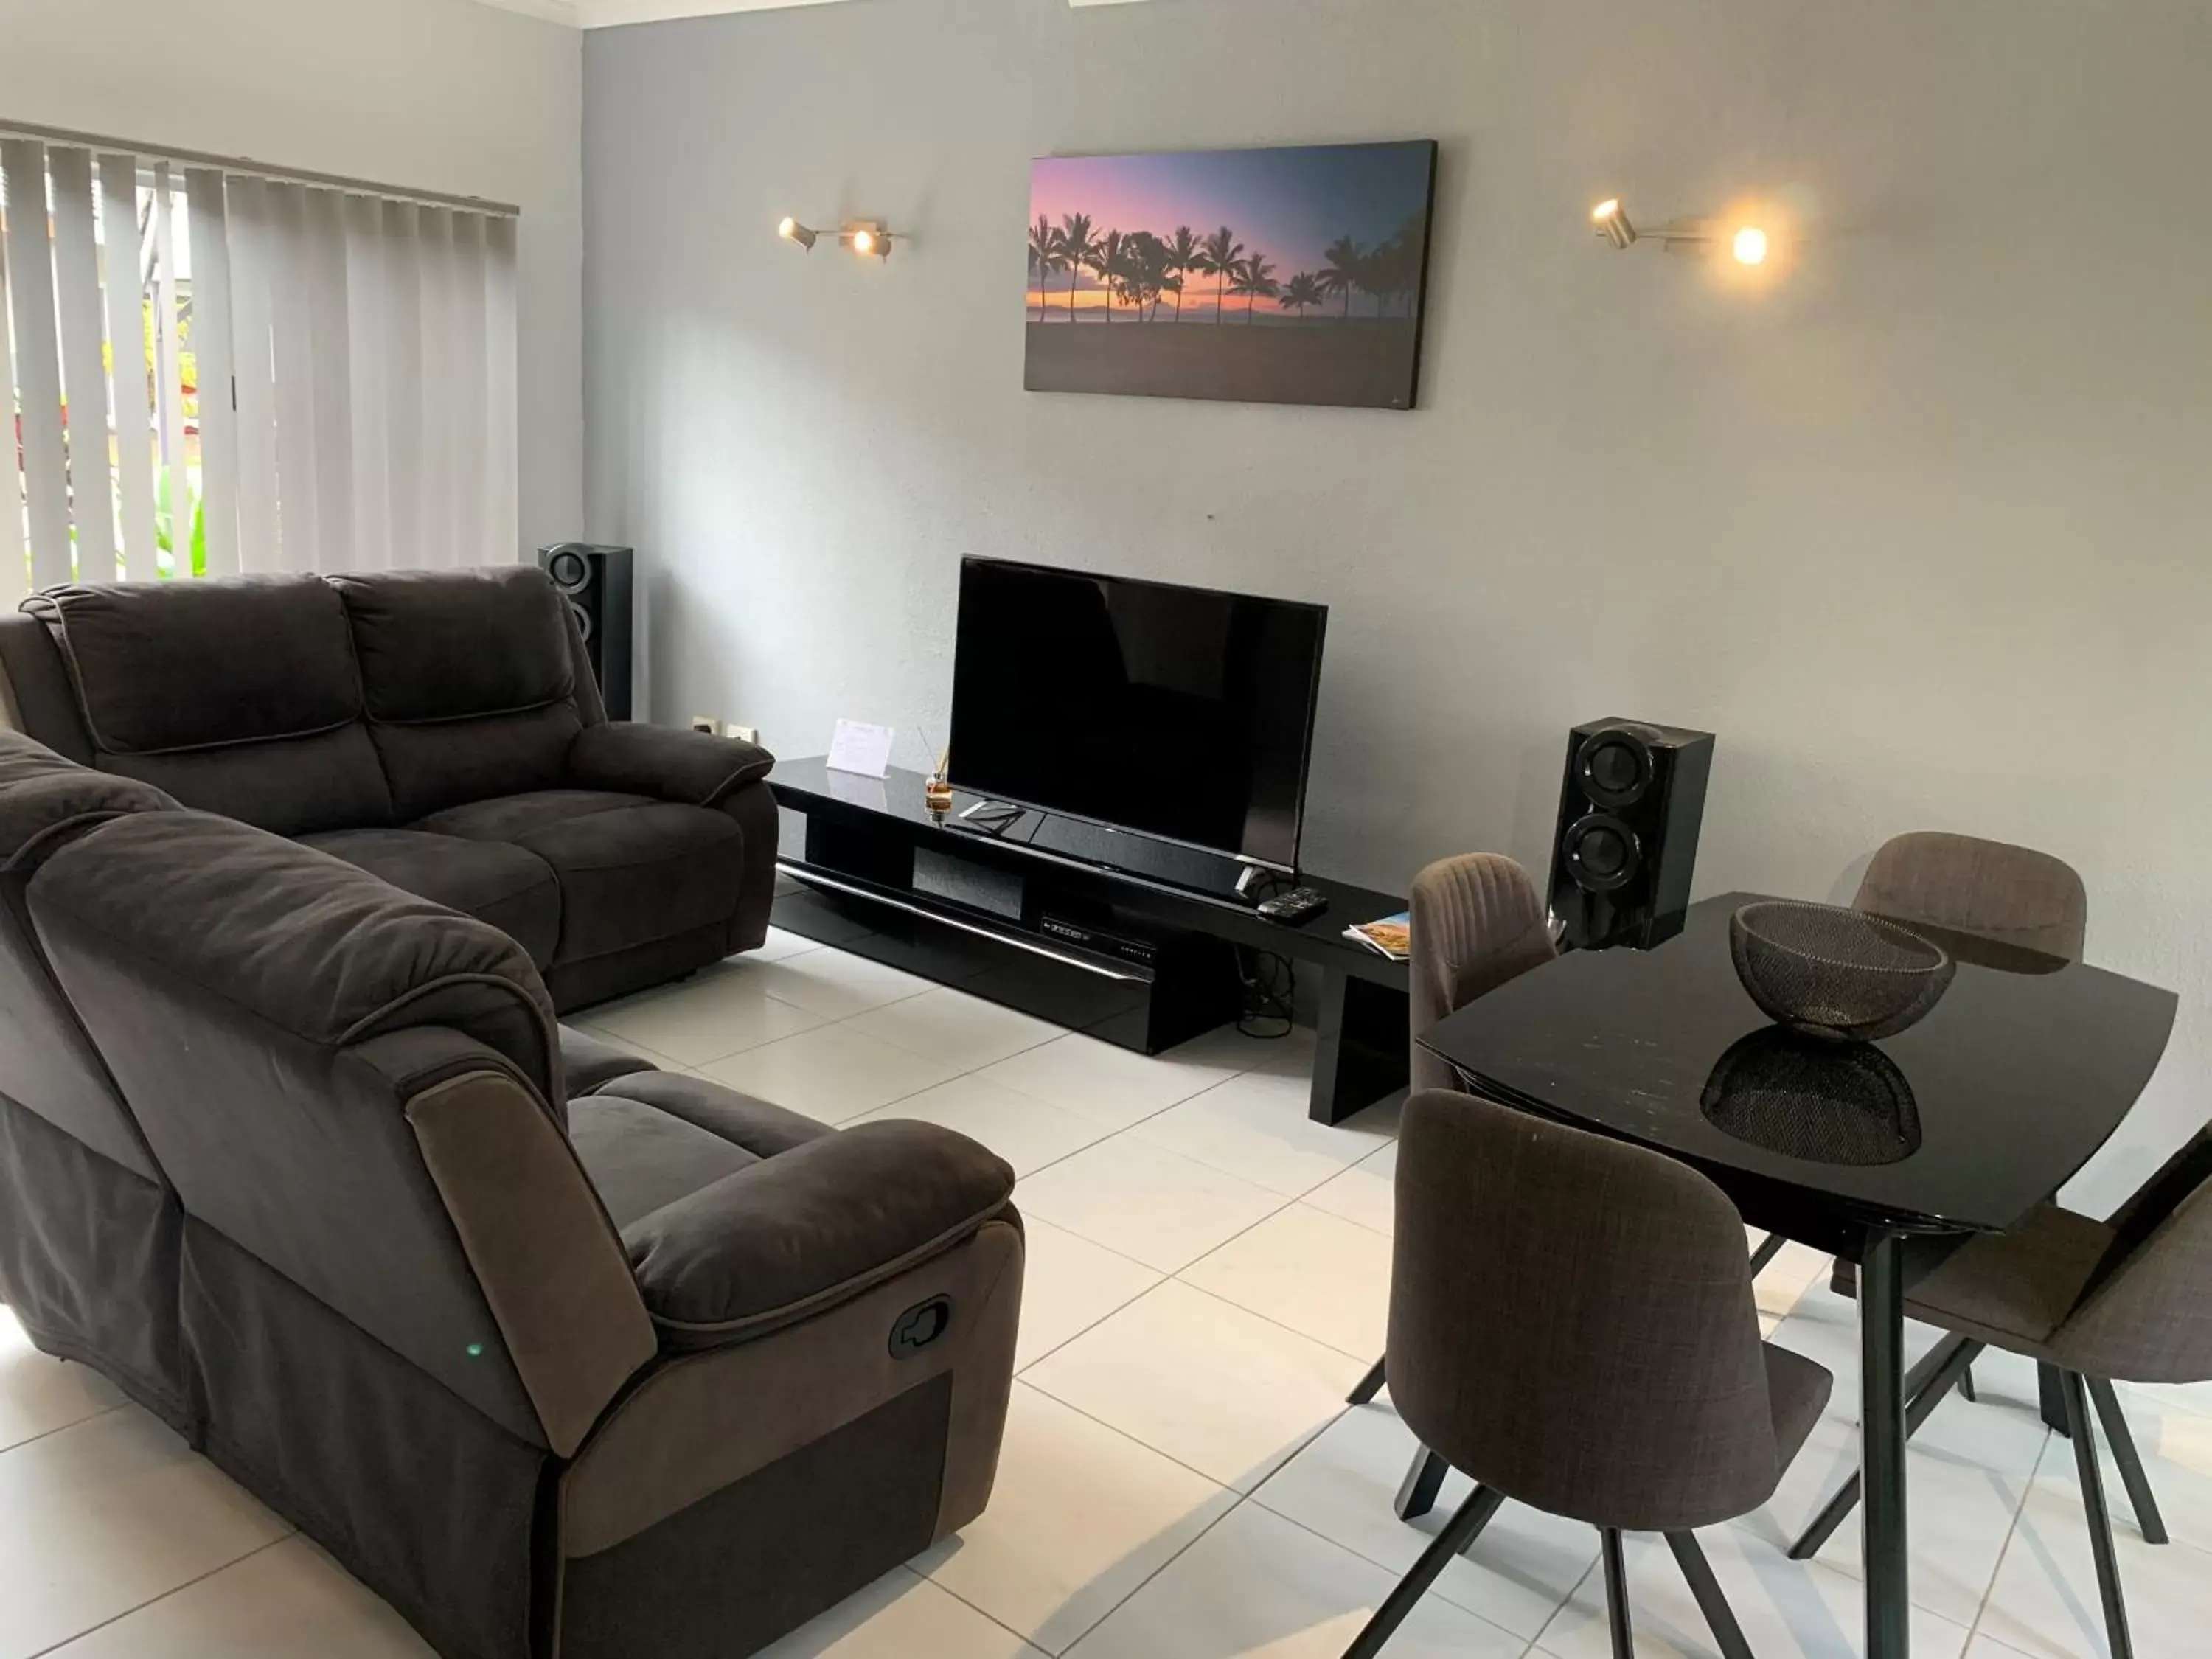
[1257, 887, 1329, 925]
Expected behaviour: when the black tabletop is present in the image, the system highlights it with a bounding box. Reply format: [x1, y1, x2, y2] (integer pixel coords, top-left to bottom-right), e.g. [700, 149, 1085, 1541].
[1421, 892, 2177, 1238]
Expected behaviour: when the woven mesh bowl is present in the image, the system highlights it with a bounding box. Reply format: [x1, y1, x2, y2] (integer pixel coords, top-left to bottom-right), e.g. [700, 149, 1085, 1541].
[1701, 1029, 1922, 1166]
[1729, 900, 1955, 1041]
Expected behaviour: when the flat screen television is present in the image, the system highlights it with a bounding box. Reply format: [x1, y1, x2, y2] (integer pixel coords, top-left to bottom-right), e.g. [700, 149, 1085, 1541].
[947, 558, 1327, 873]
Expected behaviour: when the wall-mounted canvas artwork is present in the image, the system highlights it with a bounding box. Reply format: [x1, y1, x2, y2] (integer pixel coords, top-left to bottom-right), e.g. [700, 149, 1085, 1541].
[1024, 140, 1439, 411]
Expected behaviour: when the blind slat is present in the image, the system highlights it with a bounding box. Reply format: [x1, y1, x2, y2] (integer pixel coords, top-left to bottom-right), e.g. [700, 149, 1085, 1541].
[484, 215, 519, 565]
[226, 175, 280, 571]
[305, 189, 354, 569]
[414, 207, 454, 568]
[0, 179, 24, 602]
[382, 201, 425, 568]
[448, 212, 488, 566]
[265, 184, 318, 570]
[344, 195, 391, 572]
[152, 163, 190, 578]
[49, 147, 119, 577]
[100, 152, 159, 580]
[3, 139, 74, 589]
[187, 169, 240, 577]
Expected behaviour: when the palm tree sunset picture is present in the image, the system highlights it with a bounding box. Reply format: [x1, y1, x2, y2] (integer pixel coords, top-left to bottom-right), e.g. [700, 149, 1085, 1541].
[1024, 141, 1439, 409]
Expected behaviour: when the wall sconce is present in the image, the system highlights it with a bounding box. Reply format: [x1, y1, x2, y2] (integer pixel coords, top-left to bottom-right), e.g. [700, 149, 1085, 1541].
[1591, 198, 1769, 266]
[778, 216, 899, 260]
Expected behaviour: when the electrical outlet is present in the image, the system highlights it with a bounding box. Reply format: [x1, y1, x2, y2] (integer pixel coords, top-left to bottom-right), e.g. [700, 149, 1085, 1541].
[725, 723, 759, 744]
[689, 714, 717, 736]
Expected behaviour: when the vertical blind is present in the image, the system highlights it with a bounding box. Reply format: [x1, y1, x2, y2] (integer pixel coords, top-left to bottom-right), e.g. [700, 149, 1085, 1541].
[0, 131, 520, 605]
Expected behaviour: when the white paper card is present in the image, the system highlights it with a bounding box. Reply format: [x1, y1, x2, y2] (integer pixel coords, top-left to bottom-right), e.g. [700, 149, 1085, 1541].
[827, 719, 895, 779]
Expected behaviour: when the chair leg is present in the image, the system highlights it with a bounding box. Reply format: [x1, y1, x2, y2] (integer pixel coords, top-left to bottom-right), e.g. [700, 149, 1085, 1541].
[1341, 1485, 1505, 1659]
[1600, 1528, 1635, 1659]
[2062, 1370, 2135, 1659]
[1394, 1447, 1449, 1521]
[2087, 1377, 2169, 1545]
[1790, 1335, 1983, 1559]
[1347, 1355, 1387, 1407]
[1748, 1232, 1787, 1276]
[1959, 1362, 1978, 1404]
[1666, 1531, 1753, 1659]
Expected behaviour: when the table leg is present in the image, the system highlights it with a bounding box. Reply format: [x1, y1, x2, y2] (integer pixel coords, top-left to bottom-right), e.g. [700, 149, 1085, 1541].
[2038, 1361, 2072, 1437]
[1860, 1231, 1911, 1659]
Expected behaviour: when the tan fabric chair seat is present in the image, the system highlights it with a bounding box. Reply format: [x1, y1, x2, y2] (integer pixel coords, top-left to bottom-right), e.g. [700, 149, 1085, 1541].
[1832, 1203, 2114, 1363]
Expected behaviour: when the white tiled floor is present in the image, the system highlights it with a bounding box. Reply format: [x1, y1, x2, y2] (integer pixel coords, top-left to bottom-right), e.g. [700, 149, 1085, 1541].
[7, 927, 2211, 1658]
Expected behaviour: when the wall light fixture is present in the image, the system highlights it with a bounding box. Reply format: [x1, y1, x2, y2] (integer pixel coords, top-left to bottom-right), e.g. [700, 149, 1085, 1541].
[1591, 198, 1770, 265]
[777, 216, 899, 260]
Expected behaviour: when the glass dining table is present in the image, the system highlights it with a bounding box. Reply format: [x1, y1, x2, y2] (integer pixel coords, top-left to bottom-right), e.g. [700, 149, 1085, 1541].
[1419, 891, 2177, 1659]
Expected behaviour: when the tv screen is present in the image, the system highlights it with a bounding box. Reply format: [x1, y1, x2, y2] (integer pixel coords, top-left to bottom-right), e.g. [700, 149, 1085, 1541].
[947, 559, 1327, 872]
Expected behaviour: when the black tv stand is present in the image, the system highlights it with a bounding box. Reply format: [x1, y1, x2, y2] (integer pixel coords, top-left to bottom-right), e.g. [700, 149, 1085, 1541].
[768, 758, 1410, 1124]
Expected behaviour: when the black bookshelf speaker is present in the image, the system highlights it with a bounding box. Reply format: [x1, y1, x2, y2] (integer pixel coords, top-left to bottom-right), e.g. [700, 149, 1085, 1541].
[1547, 717, 1715, 951]
[539, 544, 633, 720]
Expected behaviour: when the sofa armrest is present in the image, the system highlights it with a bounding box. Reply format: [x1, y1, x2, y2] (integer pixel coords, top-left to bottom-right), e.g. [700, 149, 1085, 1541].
[567, 721, 774, 808]
[623, 1121, 1015, 1349]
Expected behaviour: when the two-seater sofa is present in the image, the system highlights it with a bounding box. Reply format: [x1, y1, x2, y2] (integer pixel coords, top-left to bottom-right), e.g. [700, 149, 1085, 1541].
[0, 730, 1023, 1659]
[0, 566, 776, 1009]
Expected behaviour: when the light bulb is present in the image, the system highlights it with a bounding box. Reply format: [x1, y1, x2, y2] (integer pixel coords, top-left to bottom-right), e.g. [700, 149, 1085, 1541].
[1732, 226, 1769, 266]
[777, 217, 818, 250]
[851, 229, 878, 257]
[1592, 199, 1619, 223]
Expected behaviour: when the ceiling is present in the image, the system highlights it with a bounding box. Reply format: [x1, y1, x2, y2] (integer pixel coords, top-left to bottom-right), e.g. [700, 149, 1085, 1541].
[471, 0, 1140, 26]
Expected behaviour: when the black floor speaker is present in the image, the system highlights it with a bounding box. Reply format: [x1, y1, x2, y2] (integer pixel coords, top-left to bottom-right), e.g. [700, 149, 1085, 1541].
[1548, 717, 1715, 951]
[539, 544, 633, 720]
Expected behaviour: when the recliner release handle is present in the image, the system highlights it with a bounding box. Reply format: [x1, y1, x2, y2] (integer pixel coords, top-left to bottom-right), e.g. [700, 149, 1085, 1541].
[889, 1295, 954, 1359]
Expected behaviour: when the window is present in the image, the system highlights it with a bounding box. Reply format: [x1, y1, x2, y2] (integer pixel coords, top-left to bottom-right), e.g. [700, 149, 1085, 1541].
[0, 127, 519, 603]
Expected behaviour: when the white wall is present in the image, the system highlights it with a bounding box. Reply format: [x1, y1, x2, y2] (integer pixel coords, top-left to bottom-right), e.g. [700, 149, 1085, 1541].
[582, 0, 2212, 1208]
[0, 0, 585, 553]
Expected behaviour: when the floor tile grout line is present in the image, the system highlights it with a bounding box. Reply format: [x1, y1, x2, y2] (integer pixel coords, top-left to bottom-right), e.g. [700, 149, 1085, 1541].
[0, 1399, 129, 1463]
[1252, 1478, 1567, 1649]
[1962, 1458, 2040, 1654]
[20, 1531, 296, 1659]
[893, 1562, 1056, 1655]
[1012, 1374, 1266, 1495]
[1164, 1262, 1386, 1366]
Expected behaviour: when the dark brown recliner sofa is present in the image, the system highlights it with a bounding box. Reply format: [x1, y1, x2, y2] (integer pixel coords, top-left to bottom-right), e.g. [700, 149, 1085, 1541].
[0, 732, 192, 1428]
[13, 789, 1022, 1659]
[0, 566, 777, 1010]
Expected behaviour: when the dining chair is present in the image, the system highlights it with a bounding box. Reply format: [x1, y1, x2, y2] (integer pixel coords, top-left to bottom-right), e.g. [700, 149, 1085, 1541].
[1343, 852, 1554, 1512]
[1846, 830, 2105, 1428]
[1789, 1127, 2212, 1659]
[1346, 1088, 1833, 1659]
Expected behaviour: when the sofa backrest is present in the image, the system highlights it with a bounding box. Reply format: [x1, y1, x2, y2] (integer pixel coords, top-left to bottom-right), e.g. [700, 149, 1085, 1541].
[0, 731, 177, 1180]
[27, 809, 649, 1450]
[328, 567, 596, 819]
[1, 566, 608, 835]
[16, 576, 392, 835]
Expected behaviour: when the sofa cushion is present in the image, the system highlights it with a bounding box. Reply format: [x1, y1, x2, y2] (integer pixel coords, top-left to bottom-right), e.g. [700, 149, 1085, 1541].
[330, 568, 576, 726]
[559, 1024, 660, 1096]
[0, 731, 177, 867]
[28, 811, 559, 1105]
[568, 1094, 762, 1231]
[369, 703, 584, 822]
[298, 828, 563, 968]
[621, 1121, 1016, 1348]
[104, 725, 394, 838]
[414, 791, 746, 964]
[23, 576, 361, 754]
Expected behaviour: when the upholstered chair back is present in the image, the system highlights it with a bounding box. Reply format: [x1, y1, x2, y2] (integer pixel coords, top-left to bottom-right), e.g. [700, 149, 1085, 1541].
[1388, 1088, 1790, 1531]
[1408, 853, 1555, 1092]
[1855, 831, 2087, 962]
